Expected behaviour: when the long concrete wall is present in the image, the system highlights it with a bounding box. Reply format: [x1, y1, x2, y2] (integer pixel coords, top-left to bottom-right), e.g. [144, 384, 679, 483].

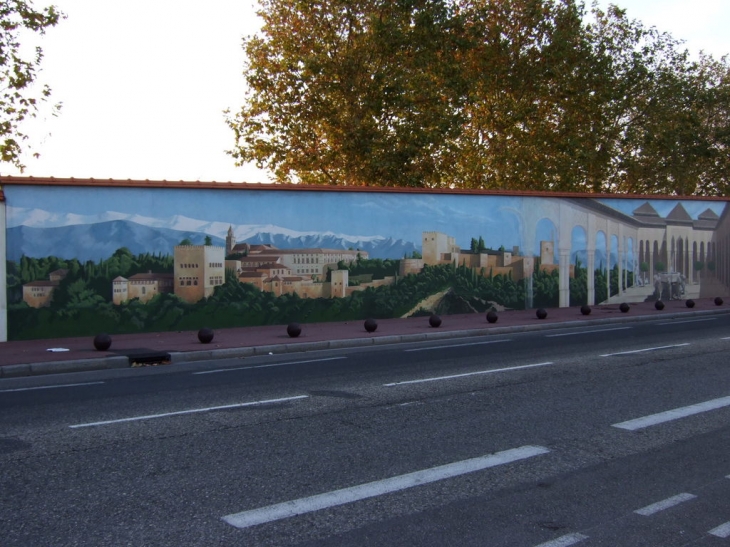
[1, 192, 6, 342]
[2, 177, 729, 341]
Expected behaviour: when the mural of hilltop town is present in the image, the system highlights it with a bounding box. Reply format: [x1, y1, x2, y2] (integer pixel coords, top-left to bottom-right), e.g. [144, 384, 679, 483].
[3, 183, 730, 340]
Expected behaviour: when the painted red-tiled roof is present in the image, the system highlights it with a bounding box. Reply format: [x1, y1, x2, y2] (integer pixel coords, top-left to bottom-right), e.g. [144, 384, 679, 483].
[23, 280, 58, 287]
[129, 272, 174, 281]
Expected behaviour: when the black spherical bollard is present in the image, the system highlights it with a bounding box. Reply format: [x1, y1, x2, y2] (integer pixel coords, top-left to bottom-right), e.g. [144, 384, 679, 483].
[287, 322, 302, 338]
[536, 308, 547, 320]
[486, 310, 499, 324]
[686, 299, 695, 308]
[198, 327, 214, 344]
[620, 302, 630, 313]
[655, 300, 665, 310]
[580, 305, 591, 316]
[364, 318, 378, 333]
[93, 333, 112, 351]
[715, 297, 724, 306]
[429, 314, 442, 328]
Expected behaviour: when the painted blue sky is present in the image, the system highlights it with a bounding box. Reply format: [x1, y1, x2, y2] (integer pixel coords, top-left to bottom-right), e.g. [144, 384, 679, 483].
[4, 186, 727, 257]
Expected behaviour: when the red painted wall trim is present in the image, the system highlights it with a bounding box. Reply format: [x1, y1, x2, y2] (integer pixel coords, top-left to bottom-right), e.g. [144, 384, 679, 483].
[1, 175, 729, 203]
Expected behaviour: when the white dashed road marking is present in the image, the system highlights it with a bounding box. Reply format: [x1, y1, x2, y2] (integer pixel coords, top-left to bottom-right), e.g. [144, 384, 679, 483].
[383, 362, 553, 387]
[405, 339, 511, 352]
[69, 395, 309, 428]
[533, 533, 589, 547]
[223, 445, 550, 529]
[545, 327, 631, 338]
[193, 357, 346, 375]
[612, 395, 730, 430]
[709, 521, 730, 538]
[634, 493, 696, 516]
[0, 381, 104, 393]
[600, 343, 690, 357]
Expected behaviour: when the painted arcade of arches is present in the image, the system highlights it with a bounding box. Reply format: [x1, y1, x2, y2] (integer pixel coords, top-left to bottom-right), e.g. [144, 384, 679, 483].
[519, 198, 730, 307]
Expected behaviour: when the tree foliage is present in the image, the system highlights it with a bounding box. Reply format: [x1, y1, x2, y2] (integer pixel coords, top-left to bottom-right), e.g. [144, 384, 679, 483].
[0, 0, 62, 170]
[229, 0, 730, 195]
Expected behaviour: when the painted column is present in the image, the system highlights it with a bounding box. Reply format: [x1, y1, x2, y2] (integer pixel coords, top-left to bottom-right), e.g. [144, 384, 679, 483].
[559, 246, 571, 307]
[617, 238, 624, 296]
[0, 193, 6, 343]
[586, 248, 596, 305]
[687, 237, 693, 283]
[649, 241, 654, 279]
[606, 238, 611, 301]
[587, 215, 596, 306]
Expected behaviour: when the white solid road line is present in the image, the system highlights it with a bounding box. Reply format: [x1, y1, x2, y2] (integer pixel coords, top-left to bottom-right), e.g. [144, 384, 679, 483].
[383, 362, 553, 387]
[612, 395, 730, 431]
[0, 381, 105, 393]
[69, 395, 309, 428]
[709, 521, 730, 538]
[600, 343, 690, 357]
[533, 532, 589, 547]
[405, 339, 512, 352]
[545, 327, 631, 338]
[634, 493, 697, 516]
[193, 356, 346, 375]
[222, 445, 549, 529]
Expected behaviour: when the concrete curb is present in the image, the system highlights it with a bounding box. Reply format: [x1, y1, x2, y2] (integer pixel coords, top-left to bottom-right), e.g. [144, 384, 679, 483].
[0, 356, 129, 378]
[2, 308, 728, 378]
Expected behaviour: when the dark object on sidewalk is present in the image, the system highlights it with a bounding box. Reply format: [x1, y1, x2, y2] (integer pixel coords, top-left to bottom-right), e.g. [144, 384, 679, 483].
[620, 303, 630, 313]
[655, 300, 665, 310]
[93, 333, 112, 351]
[715, 297, 724, 306]
[429, 314, 442, 328]
[580, 305, 591, 316]
[486, 311, 498, 323]
[287, 323, 302, 338]
[122, 348, 172, 367]
[364, 318, 378, 333]
[198, 328, 214, 344]
[536, 308, 547, 320]
[686, 299, 695, 308]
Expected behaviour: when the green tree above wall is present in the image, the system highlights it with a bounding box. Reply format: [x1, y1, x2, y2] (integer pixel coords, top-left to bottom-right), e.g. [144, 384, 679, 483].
[229, 0, 730, 195]
[1, 1, 63, 170]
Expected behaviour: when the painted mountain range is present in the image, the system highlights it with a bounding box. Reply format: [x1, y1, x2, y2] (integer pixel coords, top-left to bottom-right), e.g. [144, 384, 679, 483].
[6, 213, 419, 262]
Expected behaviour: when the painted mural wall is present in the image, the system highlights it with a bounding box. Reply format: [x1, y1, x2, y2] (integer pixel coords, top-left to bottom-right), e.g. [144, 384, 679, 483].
[1, 179, 729, 341]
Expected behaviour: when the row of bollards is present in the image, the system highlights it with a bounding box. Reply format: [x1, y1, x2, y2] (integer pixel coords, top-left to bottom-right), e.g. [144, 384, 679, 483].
[92, 296, 728, 349]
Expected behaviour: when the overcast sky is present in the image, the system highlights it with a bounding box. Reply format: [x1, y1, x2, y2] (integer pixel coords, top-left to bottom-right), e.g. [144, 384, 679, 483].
[6, 0, 730, 184]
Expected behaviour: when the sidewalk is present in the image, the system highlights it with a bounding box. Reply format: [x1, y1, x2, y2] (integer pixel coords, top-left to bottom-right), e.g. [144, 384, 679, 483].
[2, 297, 728, 378]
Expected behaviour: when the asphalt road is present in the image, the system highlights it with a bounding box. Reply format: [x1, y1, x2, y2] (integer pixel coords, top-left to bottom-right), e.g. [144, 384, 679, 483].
[2, 315, 730, 546]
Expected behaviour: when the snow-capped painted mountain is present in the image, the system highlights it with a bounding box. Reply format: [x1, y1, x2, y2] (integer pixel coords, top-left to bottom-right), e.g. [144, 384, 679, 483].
[6, 213, 419, 262]
[6, 207, 404, 249]
[6, 221, 226, 263]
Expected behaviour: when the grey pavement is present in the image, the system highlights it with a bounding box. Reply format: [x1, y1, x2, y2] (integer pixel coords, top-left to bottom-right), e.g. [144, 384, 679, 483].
[2, 297, 729, 378]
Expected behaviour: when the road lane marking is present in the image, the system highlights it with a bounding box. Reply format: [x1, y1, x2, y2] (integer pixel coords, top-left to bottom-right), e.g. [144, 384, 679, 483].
[657, 318, 717, 326]
[405, 339, 511, 352]
[545, 327, 631, 338]
[634, 493, 696, 515]
[69, 395, 309, 428]
[0, 381, 104, 393]
[709, 522, 730, 538]
[383, 362, 553, 387]
[222, 445, 550, 529]
[193, 357, 346, 375]
[533, 533, 589, 547]
[600, 343, 690, 357]
[612, 395, 730, 430]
